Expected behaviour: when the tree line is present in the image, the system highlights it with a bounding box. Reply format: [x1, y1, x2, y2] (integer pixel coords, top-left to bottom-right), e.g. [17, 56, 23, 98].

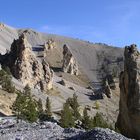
[12, 87, 114, 130]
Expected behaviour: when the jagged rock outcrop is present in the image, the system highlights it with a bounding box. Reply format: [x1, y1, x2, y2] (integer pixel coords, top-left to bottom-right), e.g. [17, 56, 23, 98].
[3, 34, 53, 91]
[106, 75, 116, 89]
[44, 39, 56, 50]
[117, 44, 140, 139]
[104, 79, 112, 98]
[62, 44, 78, 75]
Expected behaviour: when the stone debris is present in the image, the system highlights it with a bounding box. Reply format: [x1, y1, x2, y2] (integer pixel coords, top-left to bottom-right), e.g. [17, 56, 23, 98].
[0, 119, 133, 140]
[68, 128, 134, 140]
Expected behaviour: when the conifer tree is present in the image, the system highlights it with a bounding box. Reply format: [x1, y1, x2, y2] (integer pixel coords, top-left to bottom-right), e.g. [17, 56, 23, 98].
[12, 86, 38, 123]
[12, 90, 26, 122]
[71, 93, 81, 120]
[67, 93, 81, 120]
[92, 112, 109, 128]
[37, 98, 45, 121]
[60, 102, 74, 128]
[45, 97, 52, 120]
[82, 107, 91, 130]
[24, 97, 38, 123]
[38, 98, 43, 114]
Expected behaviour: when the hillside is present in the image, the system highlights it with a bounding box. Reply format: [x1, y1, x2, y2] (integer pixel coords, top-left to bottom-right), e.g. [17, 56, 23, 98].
[0, 23, 124, 125]
[0, 23, 124, 85]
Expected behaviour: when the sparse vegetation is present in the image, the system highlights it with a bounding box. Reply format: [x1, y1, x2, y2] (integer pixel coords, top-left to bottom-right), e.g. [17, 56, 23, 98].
[95, 101, 100, 109]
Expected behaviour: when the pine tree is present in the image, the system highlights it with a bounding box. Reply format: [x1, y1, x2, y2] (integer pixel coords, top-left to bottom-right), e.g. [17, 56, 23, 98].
[67, 93, 81, 120]
[71, 93, 81, 120]
[12, 90, 26, 122]
[45, 97, 52, 120]
[37, 98, 45, 121]
[12, 86, 38, 123]
[82, 107, 91, 130]
[60, 102, 74, 128]
[38, 98, 43, 114]
[92, 112, 109, 128]
[24, 97, 38, 123]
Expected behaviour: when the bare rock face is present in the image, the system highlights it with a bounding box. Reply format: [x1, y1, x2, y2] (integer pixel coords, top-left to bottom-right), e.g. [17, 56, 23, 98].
[116, 44, 140, 139]
[6, 34, 53, 91]
[44, 39, 56, 50]
[104, 79, 112, 98]
[62, 44, 78, 75]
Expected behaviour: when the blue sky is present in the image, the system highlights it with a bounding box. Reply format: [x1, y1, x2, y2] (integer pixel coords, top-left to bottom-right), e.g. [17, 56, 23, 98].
[0, 0, 140, 47]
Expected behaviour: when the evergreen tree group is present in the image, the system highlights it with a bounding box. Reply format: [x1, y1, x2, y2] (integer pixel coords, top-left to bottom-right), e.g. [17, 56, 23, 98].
[12, 85, 52, 123]
[82, 107, 113, 130]
[60, 102, 74, 128]
[60, 93, 113, 130]
[12, 85, 38, 123]
[60, 93, 81, 128]
[37, 97, 52, 121]
[12, 86, 114, 131]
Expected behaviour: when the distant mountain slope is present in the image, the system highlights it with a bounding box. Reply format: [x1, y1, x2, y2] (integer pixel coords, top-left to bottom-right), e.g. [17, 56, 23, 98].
[0, 23, 124, 85]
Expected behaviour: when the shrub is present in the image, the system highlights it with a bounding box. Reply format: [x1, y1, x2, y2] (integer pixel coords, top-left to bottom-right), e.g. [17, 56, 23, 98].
[95, 101, 100, 109]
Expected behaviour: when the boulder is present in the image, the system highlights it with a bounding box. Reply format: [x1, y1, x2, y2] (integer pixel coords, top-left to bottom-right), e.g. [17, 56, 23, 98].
[59, 79, 66, 86]
[62, 44, 78, 75]
[3, 34, 53, 91]
[116, 44, 140, 139]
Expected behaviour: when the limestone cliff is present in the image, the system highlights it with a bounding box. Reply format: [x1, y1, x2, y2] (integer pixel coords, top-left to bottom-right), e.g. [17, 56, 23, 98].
[62, 44, 78, 75]
[3, 34, 53, 91]
[117, 44, 140, 139]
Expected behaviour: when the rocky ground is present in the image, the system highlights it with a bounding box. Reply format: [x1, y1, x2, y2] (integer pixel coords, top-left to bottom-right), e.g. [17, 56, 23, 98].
[0, 119, 133, 140]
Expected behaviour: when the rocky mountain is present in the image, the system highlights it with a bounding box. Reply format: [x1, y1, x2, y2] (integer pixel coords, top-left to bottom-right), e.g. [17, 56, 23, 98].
[0, 23, 124, 85]
[117, 44, 140, 139]
[62, 44, 79, 75]
[0, 34, 53, 91]
[0, 23, 124, 122]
